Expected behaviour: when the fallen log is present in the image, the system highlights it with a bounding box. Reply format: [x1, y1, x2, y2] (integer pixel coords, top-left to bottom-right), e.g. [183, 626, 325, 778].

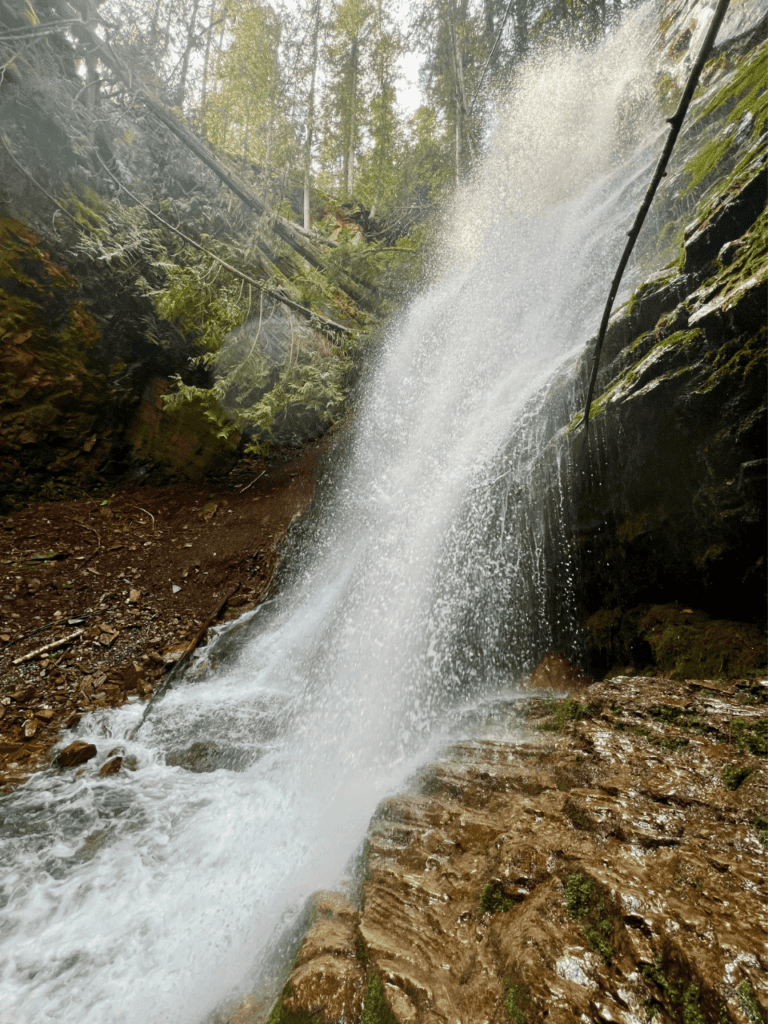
[66, 17, 379, 314]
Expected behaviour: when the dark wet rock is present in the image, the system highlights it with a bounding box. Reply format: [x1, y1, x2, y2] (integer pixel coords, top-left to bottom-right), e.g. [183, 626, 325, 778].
[684, 164, 767, 273]
[98, 756, 123, 777]
[583, 604, 768, 681]
[165, 741, 251, 773]
[56, 740, 97, 768]
[520, 149, 767, 659]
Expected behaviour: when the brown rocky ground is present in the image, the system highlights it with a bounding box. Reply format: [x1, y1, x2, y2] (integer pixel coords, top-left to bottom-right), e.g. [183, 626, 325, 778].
[0, 443, 323, 791]
[248, 665, 767, 1024]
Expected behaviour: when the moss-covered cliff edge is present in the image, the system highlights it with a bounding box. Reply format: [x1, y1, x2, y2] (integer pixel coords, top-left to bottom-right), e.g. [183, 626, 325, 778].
[509, 0, 768, 660]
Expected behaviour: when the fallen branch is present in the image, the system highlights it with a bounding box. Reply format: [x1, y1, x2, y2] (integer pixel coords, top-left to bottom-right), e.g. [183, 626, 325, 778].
[67, 18, 378, 313]
[12, 629, 84, 665]
[96, 157, 351, 336]
[582, 0, 732, 434]
[135, 586, 239, 729]
[239, 470, 266, 494]
[130, 505, 156, 531]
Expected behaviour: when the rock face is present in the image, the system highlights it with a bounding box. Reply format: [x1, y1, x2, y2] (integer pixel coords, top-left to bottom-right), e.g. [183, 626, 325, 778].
[55, 740, 97, 767]
[263, 674, 767, 1024]
[513, 13, 768, 657]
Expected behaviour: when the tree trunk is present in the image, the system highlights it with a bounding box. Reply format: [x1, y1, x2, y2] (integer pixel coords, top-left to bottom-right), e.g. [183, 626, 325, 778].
[70, 19, 379, 311]
[304, 2, 320, 231]
[345, 36, 358, 196]
[175, 0, 201, 108]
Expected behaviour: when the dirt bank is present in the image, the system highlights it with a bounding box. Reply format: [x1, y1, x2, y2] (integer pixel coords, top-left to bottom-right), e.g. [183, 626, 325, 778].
[0, 444, 323, 791]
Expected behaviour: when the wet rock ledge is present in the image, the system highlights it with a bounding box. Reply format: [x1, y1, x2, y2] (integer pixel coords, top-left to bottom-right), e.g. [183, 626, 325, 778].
[237, 672, 766, 1024]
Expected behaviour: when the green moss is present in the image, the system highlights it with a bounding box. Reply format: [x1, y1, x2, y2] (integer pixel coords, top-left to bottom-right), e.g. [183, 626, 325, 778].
[682, 44, 768, 196]
[577, 329, 704, 429]
[734, 980, 763, 1024]
[625, 273, 675, 318]
[700, 44, 768, 135]
[654, 735, 690, 751]
[638, 606, 768, 681]
[682, 135, 734, 197]
[752, 813, 768, 848]
[648, 705, 701, 729]
[362, 973, 399, 1024]
[64, 186, 109, 231]
[479, 882, 518, 915]
[698, 327, 766, 395]
[266, 987, 321, 1024]
[722, 764, 751, 790]
[730, 718, 768, 757]
[564, 873, 615, 966]
[641, 953, 717, 1024]
[656, 71, 682, 116]
[504, 979, 531, 1024]
[565, 873, 594, 920]
[355, 935, 370, 966]
[537, 698, 592, 732]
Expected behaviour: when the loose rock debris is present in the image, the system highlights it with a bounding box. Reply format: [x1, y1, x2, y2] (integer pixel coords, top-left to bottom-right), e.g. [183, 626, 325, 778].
[0, 446, 322, 790]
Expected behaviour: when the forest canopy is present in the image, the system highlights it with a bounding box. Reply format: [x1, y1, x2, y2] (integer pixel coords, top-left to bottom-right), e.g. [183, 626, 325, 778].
[0, 0, 636, 458]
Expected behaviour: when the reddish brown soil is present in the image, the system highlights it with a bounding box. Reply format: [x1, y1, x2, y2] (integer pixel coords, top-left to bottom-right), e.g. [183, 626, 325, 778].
[0, 444, 323, 791]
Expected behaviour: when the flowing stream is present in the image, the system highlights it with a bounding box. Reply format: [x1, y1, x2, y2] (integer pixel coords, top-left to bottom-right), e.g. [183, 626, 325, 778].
[1, 14, 665, 1024]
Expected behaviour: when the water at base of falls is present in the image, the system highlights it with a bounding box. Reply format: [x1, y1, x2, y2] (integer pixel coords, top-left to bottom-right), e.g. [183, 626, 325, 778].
[0, 12, 663, 1023]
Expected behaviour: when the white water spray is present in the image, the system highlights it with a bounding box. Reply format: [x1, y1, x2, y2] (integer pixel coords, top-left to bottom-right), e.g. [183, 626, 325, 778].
[1, 15, 662, 1024]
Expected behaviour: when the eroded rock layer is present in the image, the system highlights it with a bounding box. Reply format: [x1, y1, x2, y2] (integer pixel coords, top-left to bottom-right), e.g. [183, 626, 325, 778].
[259, 675, 766, 1024]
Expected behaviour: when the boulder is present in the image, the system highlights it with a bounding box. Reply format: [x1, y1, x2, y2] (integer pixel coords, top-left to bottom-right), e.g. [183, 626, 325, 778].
[56, 740, 97, 768]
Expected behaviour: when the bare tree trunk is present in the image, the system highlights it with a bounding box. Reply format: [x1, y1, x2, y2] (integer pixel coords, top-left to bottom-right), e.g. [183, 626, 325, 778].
[175, 0, 201, 107]
[345, 36, 358, 195]
[449, 11, 467, 180]
[73, 0, 101, 109]
[70, 19, 379, 311]
[304, 2, 320, 231]
[515, 0, 528, 57]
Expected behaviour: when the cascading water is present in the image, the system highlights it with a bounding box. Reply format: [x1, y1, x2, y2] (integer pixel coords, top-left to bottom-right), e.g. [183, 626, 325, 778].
[1, 13, 665, 1023]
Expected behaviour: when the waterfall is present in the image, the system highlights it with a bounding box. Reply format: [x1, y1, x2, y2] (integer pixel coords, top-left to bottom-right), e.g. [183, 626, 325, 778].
[0, 12, 663, 1023]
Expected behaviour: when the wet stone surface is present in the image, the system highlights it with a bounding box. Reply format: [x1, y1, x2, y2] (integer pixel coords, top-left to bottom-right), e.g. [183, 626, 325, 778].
[254, 671, 767, 1024]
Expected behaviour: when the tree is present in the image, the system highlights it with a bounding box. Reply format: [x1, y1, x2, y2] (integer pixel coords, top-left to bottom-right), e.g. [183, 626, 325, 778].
[362, 0, 402, 219]
[320, 0, 373, 195]
[202, 0, 295, 176]
[413, 0, 487, 183]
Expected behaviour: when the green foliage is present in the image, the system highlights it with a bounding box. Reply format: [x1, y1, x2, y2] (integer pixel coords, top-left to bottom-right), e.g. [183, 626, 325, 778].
[504, 979, 531, 1024]
[735, 980, 764, 1023]
[362, 972, 399, 1024]
[564, 874, 614, 966]
[722, 764, 751, 791]
[203, 0, 296, 173]
[479, 882, 517, 915]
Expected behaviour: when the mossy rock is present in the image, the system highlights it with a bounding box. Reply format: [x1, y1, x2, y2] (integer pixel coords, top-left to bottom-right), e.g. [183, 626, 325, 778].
[639, 605, 767, 680]
[124, 378, 240, 483]
[585, 604, 767, 680]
